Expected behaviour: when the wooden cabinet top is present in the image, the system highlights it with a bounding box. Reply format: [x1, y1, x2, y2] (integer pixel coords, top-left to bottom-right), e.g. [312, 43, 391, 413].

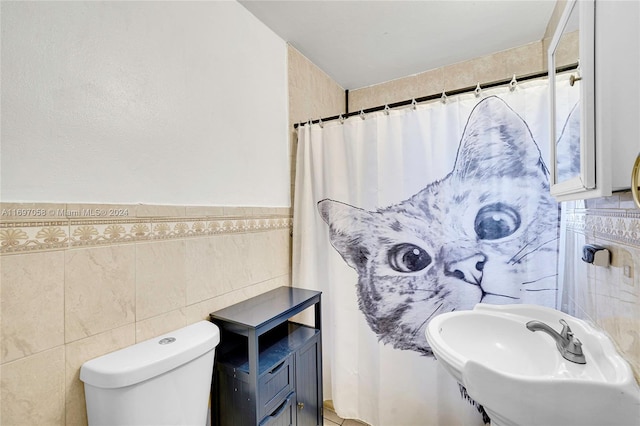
[210, 286, 321, 333]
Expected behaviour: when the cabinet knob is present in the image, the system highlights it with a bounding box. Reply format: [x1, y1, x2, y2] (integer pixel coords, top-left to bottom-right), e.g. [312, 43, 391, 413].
[297, 402, 304, 410]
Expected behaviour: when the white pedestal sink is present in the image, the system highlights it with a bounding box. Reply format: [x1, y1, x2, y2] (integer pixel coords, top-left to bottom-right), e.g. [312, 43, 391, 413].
[425, 304, 640, 426]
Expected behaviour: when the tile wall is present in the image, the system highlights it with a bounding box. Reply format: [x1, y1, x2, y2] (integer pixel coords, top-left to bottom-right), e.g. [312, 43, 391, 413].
[287, 44, 346, 203]
[347, 41, 545, 112]
[0, 203, 292, 425]
[562, 193, 640, 381]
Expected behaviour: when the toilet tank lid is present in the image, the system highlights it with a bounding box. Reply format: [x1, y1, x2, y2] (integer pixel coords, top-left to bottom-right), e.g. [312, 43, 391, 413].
[80, 321, 220, 389]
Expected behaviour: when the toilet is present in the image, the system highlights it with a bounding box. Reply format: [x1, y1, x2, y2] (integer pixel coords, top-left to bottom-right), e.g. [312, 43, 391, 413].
[80, 321, 220, 426]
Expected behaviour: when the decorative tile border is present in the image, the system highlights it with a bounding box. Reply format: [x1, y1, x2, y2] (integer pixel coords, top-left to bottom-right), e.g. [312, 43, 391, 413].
[0, 220, 70, 253]
[8, 204, 637, 252]
[565, 208, 640, 247]
[1, 204, 292, 254]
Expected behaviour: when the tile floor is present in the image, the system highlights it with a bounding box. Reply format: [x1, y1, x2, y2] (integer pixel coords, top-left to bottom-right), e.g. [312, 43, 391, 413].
[324, 405, 370, 426]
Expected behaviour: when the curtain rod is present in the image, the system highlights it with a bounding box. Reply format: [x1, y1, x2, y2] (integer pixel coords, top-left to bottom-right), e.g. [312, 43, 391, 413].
[294, 63, 579, 129]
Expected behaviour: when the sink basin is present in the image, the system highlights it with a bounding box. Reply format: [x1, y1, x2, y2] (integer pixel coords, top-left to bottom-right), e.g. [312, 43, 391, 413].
[425, 304, 640, 426]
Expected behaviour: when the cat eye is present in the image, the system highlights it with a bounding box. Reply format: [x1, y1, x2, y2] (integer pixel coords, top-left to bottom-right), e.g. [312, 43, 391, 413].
[388, 243, 432, 273]
[474, 203, 521, 240]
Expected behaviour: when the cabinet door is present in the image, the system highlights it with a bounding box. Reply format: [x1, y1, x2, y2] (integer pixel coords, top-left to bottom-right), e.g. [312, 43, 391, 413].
[549, 0, 597, 200]
[549, 0, 640, 201]
[295, 333, 321, 426]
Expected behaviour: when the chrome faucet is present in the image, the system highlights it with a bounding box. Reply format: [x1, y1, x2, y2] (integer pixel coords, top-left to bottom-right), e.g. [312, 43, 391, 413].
[526, 319, 587, 364]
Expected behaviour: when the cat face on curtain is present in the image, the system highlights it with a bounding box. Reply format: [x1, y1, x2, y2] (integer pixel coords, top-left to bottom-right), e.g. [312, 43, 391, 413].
[318, 96, 560, 356]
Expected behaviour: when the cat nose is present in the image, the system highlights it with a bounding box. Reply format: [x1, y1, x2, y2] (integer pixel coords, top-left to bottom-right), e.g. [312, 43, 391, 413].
[444, 254, 487, 285]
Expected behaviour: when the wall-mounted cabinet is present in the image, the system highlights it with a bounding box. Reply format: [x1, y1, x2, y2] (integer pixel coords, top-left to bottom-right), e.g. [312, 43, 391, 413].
[549, 0, 640, 201]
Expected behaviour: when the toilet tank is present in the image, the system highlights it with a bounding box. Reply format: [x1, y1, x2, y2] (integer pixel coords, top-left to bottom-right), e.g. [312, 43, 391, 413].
[80, 321, 220, 426]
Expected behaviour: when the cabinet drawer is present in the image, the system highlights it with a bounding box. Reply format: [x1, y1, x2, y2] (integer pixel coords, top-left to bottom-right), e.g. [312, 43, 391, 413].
[259, 391, 295, 426]
[259, 355, 293, 418]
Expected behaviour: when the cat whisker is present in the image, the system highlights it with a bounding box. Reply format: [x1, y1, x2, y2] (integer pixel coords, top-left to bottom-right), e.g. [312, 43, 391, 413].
[410, 303, 443, 339]
[509, 241, 535, 264]
[483, 292, 519, 300]
[523, 288, 557, 292]
[510, 236, 559, 264]
[521, 274, 557, 286]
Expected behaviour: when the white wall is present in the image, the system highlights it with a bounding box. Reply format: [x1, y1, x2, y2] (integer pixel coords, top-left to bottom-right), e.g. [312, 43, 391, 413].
[1, 1, 289, 206]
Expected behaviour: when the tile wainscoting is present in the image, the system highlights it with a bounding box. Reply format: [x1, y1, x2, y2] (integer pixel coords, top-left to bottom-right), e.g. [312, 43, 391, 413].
[3, 200, 638, 424]
[562, 197, 640, 382]
[0, 203, 292, 425]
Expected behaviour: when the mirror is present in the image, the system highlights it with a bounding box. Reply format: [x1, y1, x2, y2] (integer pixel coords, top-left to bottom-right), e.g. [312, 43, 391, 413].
[549, 0, 596, 198]
[553, 2, 580, 184]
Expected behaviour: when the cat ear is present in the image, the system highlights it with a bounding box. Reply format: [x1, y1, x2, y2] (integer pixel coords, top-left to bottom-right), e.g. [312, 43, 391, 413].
[317, 199, 374, 270]
[453, 96, 547, 181]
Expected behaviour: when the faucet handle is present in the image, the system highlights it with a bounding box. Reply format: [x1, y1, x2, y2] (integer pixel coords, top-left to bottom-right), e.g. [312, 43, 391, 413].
[566, 337, 586, 362]
[559, 319, 572, 340]
[561, 322, 587, 363]
[568, 336, 582, 350]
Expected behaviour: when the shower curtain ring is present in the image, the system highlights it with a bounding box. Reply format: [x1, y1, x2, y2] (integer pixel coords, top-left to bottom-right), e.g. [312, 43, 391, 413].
[338, 114, 345, 124]
[441, 91, 448, 104]
[474, 83, 482, 98]
[384, 104, 390, 115]
[318, 117, 324, 128]
[509, 74, 518, 92]
[411, 99, 417, 110]
[360, 110, 366, 120]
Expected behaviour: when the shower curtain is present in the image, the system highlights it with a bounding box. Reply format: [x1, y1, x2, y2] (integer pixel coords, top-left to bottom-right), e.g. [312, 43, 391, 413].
[293, 79, 570, 425]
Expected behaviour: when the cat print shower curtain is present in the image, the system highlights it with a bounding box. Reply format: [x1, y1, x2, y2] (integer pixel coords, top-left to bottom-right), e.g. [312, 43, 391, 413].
[293, 79, 571, 425]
